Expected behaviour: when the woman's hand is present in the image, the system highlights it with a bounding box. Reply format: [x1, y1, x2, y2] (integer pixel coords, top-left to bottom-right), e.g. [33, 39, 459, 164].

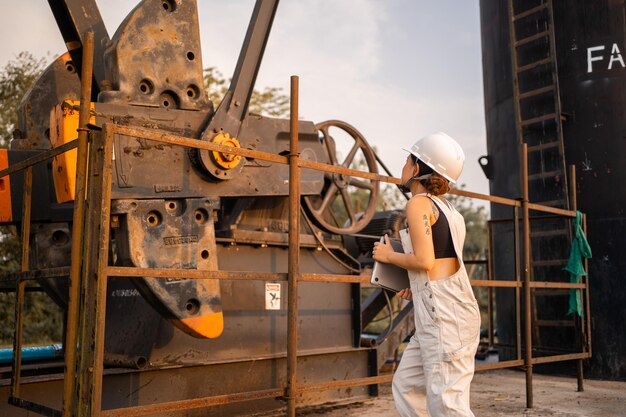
[372, 234, 394, 263]
[397, 288, 412, 301]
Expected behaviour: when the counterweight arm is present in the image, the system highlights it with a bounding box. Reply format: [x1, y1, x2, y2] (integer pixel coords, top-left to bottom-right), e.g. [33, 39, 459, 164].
[200, 0, 279, 140]
[47, 0, 110, 99]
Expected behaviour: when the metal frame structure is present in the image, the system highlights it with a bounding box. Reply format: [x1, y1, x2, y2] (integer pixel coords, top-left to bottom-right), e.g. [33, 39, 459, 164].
[0, 33, 591, 417]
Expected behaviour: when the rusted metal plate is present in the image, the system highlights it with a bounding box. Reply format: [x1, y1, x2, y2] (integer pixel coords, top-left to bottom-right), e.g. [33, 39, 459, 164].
[99, 0, 209, 111]
[104, 114, 326, 199]
[145, 244, 358, 366]
[31, 223, 72, 308]
[0, 349, 372, 417]
[13, 53, 80, 151]
[112, 198, 224, 338]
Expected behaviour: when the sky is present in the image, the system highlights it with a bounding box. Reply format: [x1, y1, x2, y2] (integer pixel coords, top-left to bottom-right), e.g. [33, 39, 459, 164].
[0, 0, 489, 200]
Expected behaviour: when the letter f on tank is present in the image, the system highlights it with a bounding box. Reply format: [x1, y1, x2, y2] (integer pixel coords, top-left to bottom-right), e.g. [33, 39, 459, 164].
[587, 45, 605, 73]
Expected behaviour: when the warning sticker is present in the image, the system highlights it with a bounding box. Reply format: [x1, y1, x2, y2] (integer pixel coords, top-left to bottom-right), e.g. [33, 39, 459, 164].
[265, 282, 281, 310]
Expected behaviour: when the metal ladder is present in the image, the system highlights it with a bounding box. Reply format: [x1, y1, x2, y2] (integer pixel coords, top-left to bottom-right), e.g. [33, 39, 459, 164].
[507, 0, 575, 349]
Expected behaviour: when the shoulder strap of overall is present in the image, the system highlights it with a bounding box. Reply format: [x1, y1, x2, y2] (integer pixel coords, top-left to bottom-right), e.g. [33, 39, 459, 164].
[427, 195, 465, 267]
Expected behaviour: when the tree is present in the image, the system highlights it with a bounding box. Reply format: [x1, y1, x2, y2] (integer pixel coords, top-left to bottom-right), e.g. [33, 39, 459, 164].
[0, 52, 45, 279]
[203, 67, 289, 118]
[0, 228, 20, 274]
[0, 52, 45, 148]
[0, 52, 60, 347]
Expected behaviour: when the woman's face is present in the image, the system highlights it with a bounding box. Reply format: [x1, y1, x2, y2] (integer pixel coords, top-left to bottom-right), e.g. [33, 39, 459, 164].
[401, 154, 418, 183]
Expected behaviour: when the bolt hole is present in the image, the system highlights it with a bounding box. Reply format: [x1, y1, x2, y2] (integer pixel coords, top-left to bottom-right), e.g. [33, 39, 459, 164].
[185, 84, 200, 100]
[185, 299, 200, 315]
[135, 357, 147, 368]
[201, 250, 209, 259]
[194, 208, 208, 224]
[162, 0, 176, 12]
[159, 91, 179, 109]
[65, 62, 75, 73]
[168, 202, 176, 210]
[146, 210, 162, 227]
[186, 51, 195, 61]
[139, 79, 154, 95]
[52, 230, 69, 246]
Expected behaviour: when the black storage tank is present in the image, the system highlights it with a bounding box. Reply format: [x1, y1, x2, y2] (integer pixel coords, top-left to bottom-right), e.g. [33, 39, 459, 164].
[480, 0, 626, 379]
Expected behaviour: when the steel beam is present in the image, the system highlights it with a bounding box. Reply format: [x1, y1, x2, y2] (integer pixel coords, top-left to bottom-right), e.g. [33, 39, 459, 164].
[47, 0, 109, 98]
[286, 75, 301, 417]
[63, 31, 94, 417]
[521, 143, 533, 408]
[10, 166, 32, 398]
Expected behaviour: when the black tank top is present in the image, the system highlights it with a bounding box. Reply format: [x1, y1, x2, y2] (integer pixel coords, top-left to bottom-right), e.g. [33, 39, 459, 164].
[431, 206, 457, 259]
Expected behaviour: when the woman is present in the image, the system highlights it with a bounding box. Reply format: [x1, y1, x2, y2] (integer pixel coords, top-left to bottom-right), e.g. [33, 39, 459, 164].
[372, 132, 480, 417]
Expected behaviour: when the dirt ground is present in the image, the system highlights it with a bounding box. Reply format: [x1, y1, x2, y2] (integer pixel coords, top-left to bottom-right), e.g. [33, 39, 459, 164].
[295, 370, 626, 416]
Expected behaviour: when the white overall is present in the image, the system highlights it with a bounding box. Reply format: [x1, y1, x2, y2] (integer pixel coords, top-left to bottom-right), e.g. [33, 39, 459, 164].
[393, 194, 480, 417]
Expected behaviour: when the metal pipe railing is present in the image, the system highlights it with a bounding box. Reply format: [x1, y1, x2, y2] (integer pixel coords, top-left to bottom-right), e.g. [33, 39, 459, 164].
[9, 165, 32, 400]
[2, 121, 592, 417]
[521, 143, 534, 408]
[1, 65, 591, 416]
[85, 124, 589, 417]
[569, 164, 585, 392]
[286, 75, 301, 417]
[63, 30, 95, 417]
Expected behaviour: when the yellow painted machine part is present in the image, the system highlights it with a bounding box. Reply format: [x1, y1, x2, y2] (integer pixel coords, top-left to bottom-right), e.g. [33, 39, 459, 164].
[178, 311, 224, 339]
[0, 150, 12, 222]
[211, 133, 242, 169]
[50, 100, 95, 203]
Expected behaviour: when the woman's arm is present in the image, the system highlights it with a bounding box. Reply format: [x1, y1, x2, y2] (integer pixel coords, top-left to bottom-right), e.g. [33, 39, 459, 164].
[372, 196, 435, 272]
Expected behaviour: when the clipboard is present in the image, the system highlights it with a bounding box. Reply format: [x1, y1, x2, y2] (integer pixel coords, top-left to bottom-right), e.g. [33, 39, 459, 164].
[370, 237, 410, 292]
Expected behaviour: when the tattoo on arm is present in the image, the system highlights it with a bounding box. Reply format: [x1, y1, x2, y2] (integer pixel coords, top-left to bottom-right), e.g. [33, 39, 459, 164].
[423, 214, 431, 235]
[430, 199, 440, 223]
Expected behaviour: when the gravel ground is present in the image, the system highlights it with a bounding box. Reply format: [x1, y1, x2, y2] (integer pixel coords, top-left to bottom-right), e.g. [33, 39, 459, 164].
[292, 369, 626, 416]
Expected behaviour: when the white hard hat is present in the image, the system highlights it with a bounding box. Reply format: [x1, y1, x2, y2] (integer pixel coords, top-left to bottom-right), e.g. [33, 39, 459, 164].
[402, 131, 465, 184]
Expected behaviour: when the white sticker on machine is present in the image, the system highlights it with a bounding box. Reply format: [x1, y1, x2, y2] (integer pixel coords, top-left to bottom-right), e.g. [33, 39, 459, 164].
[265, 282, 281, 310]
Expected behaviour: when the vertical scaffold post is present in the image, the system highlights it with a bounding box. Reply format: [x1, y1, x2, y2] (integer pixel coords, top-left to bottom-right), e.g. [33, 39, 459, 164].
[63, 31, 95, 417]
[74, 121, 113, 416]
[286, 75, 301, 417]
[569, 164, 584, 392]
[10, 165, 32, 400]
[514, 206, 522, 361]
[521, 143, 533, 408]
[486, 221, 494, 347]
[582, 213, 592, 357]
[83, 122, 114, 415]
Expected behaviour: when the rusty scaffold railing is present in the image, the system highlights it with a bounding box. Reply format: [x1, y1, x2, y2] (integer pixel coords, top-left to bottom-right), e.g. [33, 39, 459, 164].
[0, 32, 591, 417]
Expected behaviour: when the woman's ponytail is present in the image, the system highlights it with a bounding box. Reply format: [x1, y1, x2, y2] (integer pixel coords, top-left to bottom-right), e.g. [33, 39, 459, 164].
[421, 173, 450, 196]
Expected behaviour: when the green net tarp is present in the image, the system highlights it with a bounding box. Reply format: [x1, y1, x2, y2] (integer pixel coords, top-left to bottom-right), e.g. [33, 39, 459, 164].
[563, 211, 592, 317]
